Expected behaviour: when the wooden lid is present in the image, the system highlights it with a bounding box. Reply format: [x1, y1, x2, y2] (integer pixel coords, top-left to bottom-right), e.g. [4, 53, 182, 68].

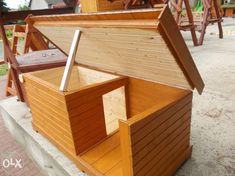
[27, 5, 204, 94]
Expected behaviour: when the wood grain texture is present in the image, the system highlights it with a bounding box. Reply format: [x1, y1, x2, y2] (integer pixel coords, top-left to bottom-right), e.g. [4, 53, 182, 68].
[158, 5, 204, 94]
[27, 6, 204, 94]
[118, 90, 192, 176]
[80, 0, 124, 12]
[22, 7, 199, 175]
[24, 65, 128, 155]
[36, 26, 191, 91]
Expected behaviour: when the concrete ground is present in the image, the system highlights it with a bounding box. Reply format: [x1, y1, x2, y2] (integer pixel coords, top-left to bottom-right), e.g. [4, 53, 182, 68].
[176, 18, 235, 176]
[0, 18, 234, 176]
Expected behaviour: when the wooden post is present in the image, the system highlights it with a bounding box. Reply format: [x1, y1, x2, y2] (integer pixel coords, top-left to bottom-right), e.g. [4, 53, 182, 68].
[170, 0, 199, 46]
[199, 0, 223, 45]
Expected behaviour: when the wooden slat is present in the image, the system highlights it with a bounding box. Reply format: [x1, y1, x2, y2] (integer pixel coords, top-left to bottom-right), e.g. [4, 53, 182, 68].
[117, 89, 192, 176]
[138, 134, 190, 176]
[36, 26, 191, 91]
[33, 123, 105, 176]
[26, 92, 70, 123]
[27, 6, 204, 94]
[119, 120, 133, 176]
[129, 92, 192, 133]
[25, 84, 68, 112]
[161, 146, 192, 175]
[33, 121, 75, 151]
[65, 76, 128, 109]
[133, 118, 191, 174]
[23, 74, 65, 100]
[131, 102, 192, 147]
[132, 107, 191, 158]
[29, 101, 71, 132]
[93, 145, 121, 174]
[128, 77, 190, 116]
[81, 132, 120, 164]
[28, 8, 163, 22]
[105, 161, 123, 176]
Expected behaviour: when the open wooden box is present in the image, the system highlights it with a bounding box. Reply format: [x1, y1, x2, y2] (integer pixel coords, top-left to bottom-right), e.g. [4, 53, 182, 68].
[23, 5, 204, 176]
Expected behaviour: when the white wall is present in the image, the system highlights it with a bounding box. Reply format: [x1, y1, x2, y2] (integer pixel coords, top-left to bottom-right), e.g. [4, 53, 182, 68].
[30, 0, 49, 10]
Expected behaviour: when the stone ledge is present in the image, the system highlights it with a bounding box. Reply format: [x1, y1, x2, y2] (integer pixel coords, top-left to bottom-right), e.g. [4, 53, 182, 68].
[0, 97, 85, 176]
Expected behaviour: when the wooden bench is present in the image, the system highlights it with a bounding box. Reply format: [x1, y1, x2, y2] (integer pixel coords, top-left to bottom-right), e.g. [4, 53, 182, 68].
[23, 5, 204, 176]
[0, 20, 68, 102]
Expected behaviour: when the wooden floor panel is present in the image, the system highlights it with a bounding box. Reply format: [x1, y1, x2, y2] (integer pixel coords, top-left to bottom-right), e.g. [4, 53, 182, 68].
[81, 132, 123, 176]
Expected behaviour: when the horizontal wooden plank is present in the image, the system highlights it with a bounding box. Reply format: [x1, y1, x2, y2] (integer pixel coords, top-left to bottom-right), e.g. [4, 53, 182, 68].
[81, 132, 120, 164]
[25, 86, 68, 115]
[160, 146, 192, 175]
[26, 92, 70, 122]
[131, 102, 192, 147]
[143, 137, 190, 176]
[30, 103, 71, 135]
[29, 8, 163, 22]
[33, 124, 104, 176]
[133, 117, 191, 168]
[129, 92, 192, 133]
[135, 132, 190, 175]
[75, 128, 107, 155]
[32, 121, 75, 152]
[70, 104, 104, 128]
[105, 161, 123, 176]
[24, 75, 65, 101]
[93, 145, 121, 174]
[68, 97, 103, 118]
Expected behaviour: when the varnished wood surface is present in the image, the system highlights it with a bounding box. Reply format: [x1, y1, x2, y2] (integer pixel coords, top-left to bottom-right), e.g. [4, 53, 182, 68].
[35, 26, 192, 91]
[80, 0, 124, 12]
[22, 7, 199, 175]
[24, 64, 193, 175]
[119, 91, 192, 176]
[159, 6, 204, 94]
[28, 6, 204, 93]
[24, 65, 128, 155]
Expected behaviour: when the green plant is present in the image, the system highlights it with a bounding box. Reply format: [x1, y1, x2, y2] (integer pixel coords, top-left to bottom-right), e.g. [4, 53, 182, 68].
[0, 64, 8, 76]
[0, 0, 9, 12]
[5, 29, 13, 38]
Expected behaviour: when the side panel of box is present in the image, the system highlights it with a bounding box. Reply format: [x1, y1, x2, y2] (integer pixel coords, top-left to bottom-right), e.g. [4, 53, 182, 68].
[23, 76, 77, 156]
[119, 92, 193, 176]
[68, 96, 107, 154]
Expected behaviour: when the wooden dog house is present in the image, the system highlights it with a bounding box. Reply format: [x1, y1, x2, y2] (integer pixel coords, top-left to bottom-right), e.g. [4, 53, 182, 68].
[23, 5, 204, 176]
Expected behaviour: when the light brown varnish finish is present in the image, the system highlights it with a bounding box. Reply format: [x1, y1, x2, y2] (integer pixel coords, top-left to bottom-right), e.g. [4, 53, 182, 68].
[80, 0, 124, 13]
[27, 6, 204, 94]
[23, 6, 204, 176]
[24, 65, 193, 176]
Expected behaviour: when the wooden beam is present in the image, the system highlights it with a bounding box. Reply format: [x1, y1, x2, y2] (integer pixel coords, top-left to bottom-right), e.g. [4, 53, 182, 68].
[60, 30, 81, 92]
[1, 8, 74, 22]
[0, 60, 5, 65]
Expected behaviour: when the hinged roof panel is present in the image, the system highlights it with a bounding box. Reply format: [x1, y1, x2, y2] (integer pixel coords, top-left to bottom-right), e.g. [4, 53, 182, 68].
[27, 5, 204, 94]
